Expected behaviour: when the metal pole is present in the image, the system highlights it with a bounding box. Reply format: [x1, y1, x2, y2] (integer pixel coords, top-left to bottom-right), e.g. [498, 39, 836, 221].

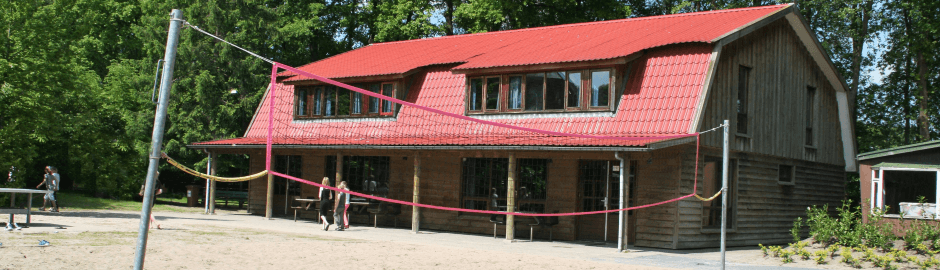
[615, 152, 626, 252]
[721, 119, 729, 270]
[505, 153, 515, 241]
[412, 153, 421, 233]
[134, 9, 183, 270]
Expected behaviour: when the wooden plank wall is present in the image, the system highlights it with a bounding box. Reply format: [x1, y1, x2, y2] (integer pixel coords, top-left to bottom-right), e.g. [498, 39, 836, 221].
[676, 144, 845, 248]
[699, 19, 845, 167]
[242, 148, 685, 246]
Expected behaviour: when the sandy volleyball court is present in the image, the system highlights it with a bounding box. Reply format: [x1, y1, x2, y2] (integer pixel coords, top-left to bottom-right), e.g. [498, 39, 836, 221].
[0, 208, 876, 270]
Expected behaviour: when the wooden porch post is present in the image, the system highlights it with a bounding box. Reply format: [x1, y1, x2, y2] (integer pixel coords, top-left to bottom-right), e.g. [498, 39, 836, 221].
[412, 153, 421, 233]
[335, 153, 343, 187]
[265, 173, 274, 219]
[506, 153, 516, 241]
[209, 152, 217, 214]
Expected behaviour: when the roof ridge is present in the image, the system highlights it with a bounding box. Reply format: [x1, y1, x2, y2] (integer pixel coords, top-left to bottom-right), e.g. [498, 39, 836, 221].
[369, 4, 791, 47]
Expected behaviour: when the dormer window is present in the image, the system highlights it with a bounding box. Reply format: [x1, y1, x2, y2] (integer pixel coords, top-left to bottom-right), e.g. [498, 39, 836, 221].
[466, 69, 613, 114]
[294, 82, 397, 119]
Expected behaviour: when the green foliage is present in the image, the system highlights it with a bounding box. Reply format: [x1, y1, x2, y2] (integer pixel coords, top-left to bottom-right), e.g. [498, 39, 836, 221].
[792, 217, 804, 244]
[779, 248, 795, 263]
[814, 250, 829, 264]
[806, 200, 897, 250]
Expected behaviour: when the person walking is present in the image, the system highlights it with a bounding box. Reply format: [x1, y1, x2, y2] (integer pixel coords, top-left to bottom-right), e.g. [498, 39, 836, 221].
[318, 177, 333, 231]
[139, 172, 163, 229]
[36, 166, 59, 212]
[332, 181, 348, 231]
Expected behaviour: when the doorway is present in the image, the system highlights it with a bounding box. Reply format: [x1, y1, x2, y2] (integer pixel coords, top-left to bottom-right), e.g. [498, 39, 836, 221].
[577, 160, 636, 243]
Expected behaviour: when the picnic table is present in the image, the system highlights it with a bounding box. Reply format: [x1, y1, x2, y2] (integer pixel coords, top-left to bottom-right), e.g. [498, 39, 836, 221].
[0, 188, 53, 226]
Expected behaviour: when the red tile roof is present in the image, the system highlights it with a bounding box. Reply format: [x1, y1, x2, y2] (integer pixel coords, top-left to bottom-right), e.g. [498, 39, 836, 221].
[280, 4, 789, 80]
[195, 44, 712, 147]
[194, 5, 793, 148]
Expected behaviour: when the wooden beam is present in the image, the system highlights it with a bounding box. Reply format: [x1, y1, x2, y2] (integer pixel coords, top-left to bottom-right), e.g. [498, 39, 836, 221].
[506, 153, 516, 241]
[412, 153, 421, 233]
[209, 152, 217, 214]
[265, 173, 273, 219]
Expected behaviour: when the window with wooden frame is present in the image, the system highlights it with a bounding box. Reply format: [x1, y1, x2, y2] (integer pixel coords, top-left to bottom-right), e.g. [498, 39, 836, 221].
[702, 156, 736, 230]
[325, 155, 391, 196]
[805, 86, 816, 146]
[294, 82, 397, 119]
[778, 165, 795, 185]
[466, 69, 613, 114]
[736, 66, 751, 135]
[460, 158, 549, 213]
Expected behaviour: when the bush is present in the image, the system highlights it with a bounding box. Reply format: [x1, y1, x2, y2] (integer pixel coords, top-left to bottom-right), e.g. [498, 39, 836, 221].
[806, 200, 898, 250]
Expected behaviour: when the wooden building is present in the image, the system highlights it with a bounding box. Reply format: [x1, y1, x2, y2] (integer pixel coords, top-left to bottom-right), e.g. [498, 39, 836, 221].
[858, 141, 940, 231]
[191, 4, 856, 249]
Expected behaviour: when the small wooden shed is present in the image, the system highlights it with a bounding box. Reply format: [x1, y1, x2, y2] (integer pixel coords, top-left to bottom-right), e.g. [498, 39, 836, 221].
[859, 141, 940, 228]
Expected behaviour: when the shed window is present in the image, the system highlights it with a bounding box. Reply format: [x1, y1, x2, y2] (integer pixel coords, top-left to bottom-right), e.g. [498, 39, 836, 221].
[295, 82, 397, 119]
[466, 68, 613, 114]
[736, 66, 751, 134]
[881, 170, 938, 216]
[702, 157, 735, 229]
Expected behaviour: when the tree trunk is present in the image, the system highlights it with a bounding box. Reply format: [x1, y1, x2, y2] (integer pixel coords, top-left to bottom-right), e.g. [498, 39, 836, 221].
[916, 52, 930, 141]
[848, 0, 873, 126]
[444, 0, 454, 36]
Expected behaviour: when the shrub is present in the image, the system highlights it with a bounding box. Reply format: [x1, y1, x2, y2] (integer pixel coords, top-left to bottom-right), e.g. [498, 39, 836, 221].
[814, 250, 828, 264]
[792, 217, 803, 243]
[779, 249, 794, 263]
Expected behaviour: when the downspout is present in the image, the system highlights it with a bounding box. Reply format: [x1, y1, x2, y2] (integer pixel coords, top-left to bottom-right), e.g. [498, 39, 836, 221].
[614, 152, 627, 252]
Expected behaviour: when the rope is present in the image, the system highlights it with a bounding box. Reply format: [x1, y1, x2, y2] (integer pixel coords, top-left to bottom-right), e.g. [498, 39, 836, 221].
[162, 153, 267, 182]
[180, 20, 275, 65]
[693, 190, 723, 201]
[272, 171, 694, 217]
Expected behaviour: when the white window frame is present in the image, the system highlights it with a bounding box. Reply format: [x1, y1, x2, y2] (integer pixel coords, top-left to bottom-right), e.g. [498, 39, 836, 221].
[871, 167, 940, 220]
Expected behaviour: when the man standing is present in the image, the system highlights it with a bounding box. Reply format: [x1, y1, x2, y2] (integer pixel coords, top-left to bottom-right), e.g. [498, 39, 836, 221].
[36, 166, 59, 212]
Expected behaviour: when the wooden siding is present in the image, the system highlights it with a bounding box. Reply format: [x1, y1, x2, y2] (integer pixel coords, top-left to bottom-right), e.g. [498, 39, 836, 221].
[699, 19, 845, 167]
[676, 144, 844, 248]
[243, 148, 684, 247]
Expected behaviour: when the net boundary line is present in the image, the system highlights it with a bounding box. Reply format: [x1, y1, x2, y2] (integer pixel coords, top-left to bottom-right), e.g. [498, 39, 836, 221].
[271, 171, 719, 217]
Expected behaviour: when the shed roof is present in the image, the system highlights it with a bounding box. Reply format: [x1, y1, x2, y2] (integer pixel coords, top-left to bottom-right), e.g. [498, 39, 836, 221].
[858, 140, 940, 161]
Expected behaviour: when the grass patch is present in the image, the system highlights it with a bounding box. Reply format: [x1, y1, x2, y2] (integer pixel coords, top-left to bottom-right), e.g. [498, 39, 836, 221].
[29, 191, 205, 213]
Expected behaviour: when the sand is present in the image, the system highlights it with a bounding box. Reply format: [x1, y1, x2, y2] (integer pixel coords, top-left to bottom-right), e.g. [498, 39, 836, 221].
[0, 209, 669, 270]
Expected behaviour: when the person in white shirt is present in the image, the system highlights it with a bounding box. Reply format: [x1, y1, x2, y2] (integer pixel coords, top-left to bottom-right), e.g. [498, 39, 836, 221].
[36, 166, 59, 212]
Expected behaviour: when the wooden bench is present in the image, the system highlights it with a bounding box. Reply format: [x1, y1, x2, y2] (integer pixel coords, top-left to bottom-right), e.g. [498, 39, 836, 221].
[215, 191, 248, 209]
